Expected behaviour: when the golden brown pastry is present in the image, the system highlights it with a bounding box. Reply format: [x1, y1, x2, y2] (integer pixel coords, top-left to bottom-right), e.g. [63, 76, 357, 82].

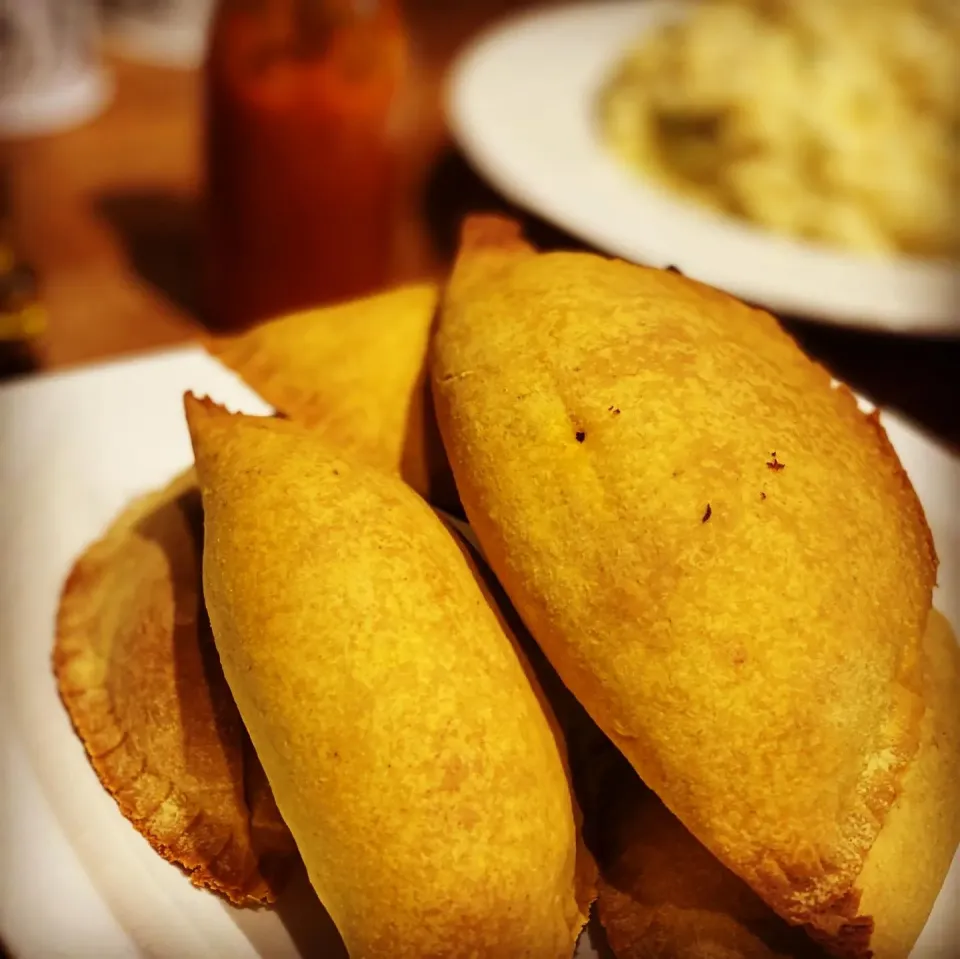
[597, 770, 828, 959]
[431, 216, 937, 950]
[54, 285, 453, 904]
[831, 608, 960, 959]
[596, 610, 960, 959]
[205, 282, 457, 508]
[53, 469, 297, 904]
[185, 394, 594, 958]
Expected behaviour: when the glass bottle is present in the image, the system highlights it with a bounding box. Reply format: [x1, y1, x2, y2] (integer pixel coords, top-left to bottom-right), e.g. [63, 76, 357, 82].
[204, 0, 408, 330]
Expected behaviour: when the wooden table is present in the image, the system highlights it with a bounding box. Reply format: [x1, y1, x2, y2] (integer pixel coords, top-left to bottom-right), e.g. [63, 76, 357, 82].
[1, 0, 957, 448]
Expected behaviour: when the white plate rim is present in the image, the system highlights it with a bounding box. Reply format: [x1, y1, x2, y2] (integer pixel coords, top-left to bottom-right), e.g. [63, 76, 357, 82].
[445, 0, 960, 334]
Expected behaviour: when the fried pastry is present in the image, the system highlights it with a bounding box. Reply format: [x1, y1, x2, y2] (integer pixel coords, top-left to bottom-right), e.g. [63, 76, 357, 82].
[205, 282, 456, 508]
[597, 770, 827, 959]
[431, 215, 937, 950]
[53, 469, 297, 904]
[840, 609, 960, 959]
[596, 610, 960, 959]
[185, 393, 594, 957]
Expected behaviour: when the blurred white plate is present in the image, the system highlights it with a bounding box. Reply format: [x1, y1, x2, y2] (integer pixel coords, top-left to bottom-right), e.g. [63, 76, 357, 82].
[0, 348, 957, 957]
[446, 0, 960, 334]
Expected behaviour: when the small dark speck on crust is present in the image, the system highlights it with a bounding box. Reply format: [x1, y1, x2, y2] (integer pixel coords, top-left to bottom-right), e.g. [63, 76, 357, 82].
[666, 264, 684, 275]
[702, 504, 712, 523]
[333, 468, 340, 476]
[608, 406, 621, 414]
[575, 430, 586, 443]
[760, 491, 767, 500]
[766, 452, 785, 471]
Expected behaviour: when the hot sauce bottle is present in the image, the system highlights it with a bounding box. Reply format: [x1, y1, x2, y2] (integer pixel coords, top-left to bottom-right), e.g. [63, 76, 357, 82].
[204, 0, 407, 330]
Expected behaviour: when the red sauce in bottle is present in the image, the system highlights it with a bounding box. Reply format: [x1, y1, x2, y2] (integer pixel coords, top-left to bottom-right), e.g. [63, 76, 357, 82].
[204, 0, 407, 330]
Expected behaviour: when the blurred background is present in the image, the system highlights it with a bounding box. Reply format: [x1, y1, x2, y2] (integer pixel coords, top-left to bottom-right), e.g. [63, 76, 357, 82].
[0, 0, 957, 443]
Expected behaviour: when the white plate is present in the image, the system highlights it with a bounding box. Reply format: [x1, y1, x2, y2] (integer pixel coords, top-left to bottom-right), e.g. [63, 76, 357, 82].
[0, 348, 957, 957]
[446, 0, 960, 334]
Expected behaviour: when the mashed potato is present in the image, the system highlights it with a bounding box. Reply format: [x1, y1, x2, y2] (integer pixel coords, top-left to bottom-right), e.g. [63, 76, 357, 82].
[599, 0, 960, 259]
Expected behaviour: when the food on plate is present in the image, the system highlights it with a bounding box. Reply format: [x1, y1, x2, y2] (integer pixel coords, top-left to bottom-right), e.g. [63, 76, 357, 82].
[432, 215, 938, 952]
[51, 218, 958, 957]
[848, 608, 960, 959]
[206, 282, 457, 508]
[185, 394, 594, 957]
[51, 283, 456, 908]
[599, 0, 960, 258]
[596, 767, 827, 959]
[53, 469, 296, 904]
[595, 609, 960, 959]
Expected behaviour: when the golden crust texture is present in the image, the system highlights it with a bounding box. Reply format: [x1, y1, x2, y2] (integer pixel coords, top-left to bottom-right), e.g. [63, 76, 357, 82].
[53, 469, 297, 905]
[185, 394, 593, 958]
[596, 766, 829, 959]
[822, 609, 960, 959]
[596, 611, 960, 959]
[205, 282, 457, 508]
[431, 216, 937, 943]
